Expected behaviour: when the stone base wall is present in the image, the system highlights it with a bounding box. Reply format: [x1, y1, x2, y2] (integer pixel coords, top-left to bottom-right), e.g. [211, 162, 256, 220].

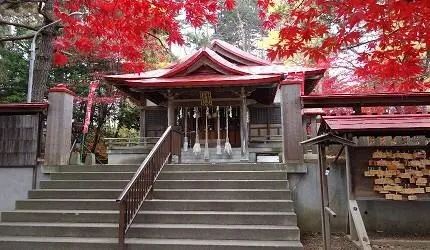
[290, 158, 430, 234]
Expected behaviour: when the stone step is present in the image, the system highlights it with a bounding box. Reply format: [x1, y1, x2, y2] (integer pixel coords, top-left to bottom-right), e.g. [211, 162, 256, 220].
[40, 180, 129, 189]
[0, 222, 117, 238]
[0, 222, 300, 241]
[16, 199, 118, 210]
[154, 180, 288, 189]
[127, 224, 301, 241]
[164, 163, 284, 171]
[158, 171, 286, 180]
[1, 210, 297, 226]
[0, 236, 304, 250]
[54, 164, 139, 172]
[50, 172, 135, 180]
[142, 200, 294, 212]
[153, 189, 291, 200]
[28, 189, 122, 199]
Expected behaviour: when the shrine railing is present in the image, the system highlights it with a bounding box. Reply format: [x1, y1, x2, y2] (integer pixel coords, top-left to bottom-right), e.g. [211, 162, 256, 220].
[104, 137, 159, 149]
[116, 126, 181, 249]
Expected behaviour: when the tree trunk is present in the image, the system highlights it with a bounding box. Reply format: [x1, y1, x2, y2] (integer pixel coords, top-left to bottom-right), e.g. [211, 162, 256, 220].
[32, 0, 55, 101]
[236, 11, 247, 52]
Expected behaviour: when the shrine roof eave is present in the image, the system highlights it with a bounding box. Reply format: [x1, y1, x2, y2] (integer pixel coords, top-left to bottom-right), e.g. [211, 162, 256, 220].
[302, 92, 430, 108]
[0, 102, 48, 114]
[210, 39, 271, 66]
[119, 74, 282, 89]
[319, 114, 430, 137]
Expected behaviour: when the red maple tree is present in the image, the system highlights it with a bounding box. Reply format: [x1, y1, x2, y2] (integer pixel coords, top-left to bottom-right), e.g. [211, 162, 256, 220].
[259, 0, 430, 92]
[54, 0, 235, 72]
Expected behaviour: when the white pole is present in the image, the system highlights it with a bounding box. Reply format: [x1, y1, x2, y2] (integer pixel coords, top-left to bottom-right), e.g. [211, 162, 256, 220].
[27, 11, 83, 103]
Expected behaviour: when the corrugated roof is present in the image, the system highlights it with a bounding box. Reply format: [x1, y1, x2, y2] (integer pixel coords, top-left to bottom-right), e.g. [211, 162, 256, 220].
[321, 114, 430, 136]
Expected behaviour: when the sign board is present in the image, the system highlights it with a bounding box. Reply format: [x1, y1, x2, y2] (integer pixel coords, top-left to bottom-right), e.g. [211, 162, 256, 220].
[200, 91, 212, 106]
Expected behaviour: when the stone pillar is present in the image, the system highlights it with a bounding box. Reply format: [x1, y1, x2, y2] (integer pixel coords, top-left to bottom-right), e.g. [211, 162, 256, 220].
[44, 84, 74, 165]
[240, 87, 249, 161]
[167, 91, 175, 126]
[280, 77, 304, 163]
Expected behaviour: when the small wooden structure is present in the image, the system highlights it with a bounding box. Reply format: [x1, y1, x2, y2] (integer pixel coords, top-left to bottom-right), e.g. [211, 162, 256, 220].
[301, 133, 356, 250]
[0, 103, 47, 167]
[310, 113, 430, 249]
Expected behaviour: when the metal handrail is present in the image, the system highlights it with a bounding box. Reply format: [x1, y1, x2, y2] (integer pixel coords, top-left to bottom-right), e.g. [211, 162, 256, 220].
[116, 126, 182, 249]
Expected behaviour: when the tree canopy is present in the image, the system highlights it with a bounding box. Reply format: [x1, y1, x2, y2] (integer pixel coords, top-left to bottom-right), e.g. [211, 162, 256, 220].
[55, 0, 235, 71]
[260, 0, 430, 92]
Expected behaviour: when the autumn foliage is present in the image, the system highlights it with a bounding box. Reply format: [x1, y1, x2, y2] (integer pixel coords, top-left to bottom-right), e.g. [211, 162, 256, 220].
[260, 0, 430, 91]
[53, 0, 430, 92]
[54, 0, 235, 71]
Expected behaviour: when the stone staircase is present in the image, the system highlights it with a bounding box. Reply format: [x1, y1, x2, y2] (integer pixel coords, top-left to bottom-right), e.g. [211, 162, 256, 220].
[0, 163, 303, 249]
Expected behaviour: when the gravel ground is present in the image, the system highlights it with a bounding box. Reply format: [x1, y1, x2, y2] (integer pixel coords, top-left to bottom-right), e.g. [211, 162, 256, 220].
[302, 233, 430, 250]
[302, 233, 358, 250]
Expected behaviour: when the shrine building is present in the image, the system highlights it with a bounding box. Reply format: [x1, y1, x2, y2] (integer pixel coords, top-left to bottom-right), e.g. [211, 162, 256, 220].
[105, 39, 326, 163]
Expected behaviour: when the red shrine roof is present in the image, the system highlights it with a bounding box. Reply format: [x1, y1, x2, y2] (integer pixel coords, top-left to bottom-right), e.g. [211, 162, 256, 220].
[320, 114, 430, 136]
[105, 40, 326, 105]
[0, 102, 48, 114]
[209, 39, 271, 66]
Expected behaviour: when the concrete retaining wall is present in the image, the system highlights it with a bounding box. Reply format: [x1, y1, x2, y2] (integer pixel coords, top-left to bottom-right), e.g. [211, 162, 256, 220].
[290, 158, 430, 234]
[0, 168, 33, 211]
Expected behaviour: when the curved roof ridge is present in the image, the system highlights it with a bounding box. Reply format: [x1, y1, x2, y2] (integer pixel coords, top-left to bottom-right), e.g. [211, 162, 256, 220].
[161, 47, 251, 78]
[210, 39, 271, 66]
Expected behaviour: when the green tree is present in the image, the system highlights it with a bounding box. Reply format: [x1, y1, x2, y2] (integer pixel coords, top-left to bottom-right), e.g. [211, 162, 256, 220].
[0, 45, 28, 103]
[214, 0, 264, 53]
[0, 17, 32, 103]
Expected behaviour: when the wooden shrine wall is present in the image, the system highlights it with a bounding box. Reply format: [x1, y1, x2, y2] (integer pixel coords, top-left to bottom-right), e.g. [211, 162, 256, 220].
[0, 114, 41, 167]
[145, 108, 167, 137]
[349, 146, 430, 200]
[249, 105, 282, 141]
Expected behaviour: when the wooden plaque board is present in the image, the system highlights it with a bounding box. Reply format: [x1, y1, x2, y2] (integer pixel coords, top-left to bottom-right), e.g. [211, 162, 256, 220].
[349, 146, 430, 201]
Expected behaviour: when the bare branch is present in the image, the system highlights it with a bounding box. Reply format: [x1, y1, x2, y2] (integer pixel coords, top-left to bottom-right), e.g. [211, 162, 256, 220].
[145, 32, 170, 54]
[0, 19, 38, 31]
[0, 33, 34, 42]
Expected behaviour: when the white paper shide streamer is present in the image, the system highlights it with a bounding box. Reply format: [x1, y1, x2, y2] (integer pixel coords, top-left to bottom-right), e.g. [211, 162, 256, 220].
[224, 106, 233, 156]
[183, 107, 188, 151]
[216, 106, 222, 155]
[193, 107, 201, 155]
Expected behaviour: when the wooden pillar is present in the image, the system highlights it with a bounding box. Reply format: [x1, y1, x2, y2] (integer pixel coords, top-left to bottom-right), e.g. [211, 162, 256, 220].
[167, 91, 175, 127]
[240, 87, 249, 160]
[310, 116, 319, 153]
[345, 146, 372, 250]
[280, 78, 304, 163]
[318, 144, 331, 250]
[44, 84, 74, 165]
[139, 98, 146, 139]
[266, 106, 270, 140]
